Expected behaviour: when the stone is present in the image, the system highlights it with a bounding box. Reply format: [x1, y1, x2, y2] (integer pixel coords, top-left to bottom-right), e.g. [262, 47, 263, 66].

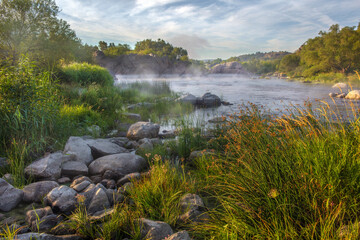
[23, 181, 59, 203]
[63, 137, 93, 165]
[86, 138, 128, 159]
[167, 231, 191, 240]
[127, 122, 160, 140]
[102, 170, 122, 180]
[138, 218, 173, 240]
[0, 178, 23, 212]
[106, 179, 116, 189]
[71, 180, 91, 192]
[87, 187, 111, 215]
[329, 92, 338, 97]
[332, 82, 349, 92]
[159, 130, 176, 139]
[58, 177, 71, 184]
[45, 186, 78, 214]
[90, 175, 102, 184]
[61, 161, 88, 178]
[117, 172, 141, 186]
[188, 150, 215, 164]
[336, 93, 347, 98]
[137, 138, 154, 152]
[345, 90, 360, 100]
[200, 92, 221, 107]
[31, 214, 60, 232]
[3, 173, 14, 184]
[70, 176, 92, 187]
[26, 206, 53, 224]
[25, 152, 74, 180]
[118, 182, 134, 195]
[178, 193, 209, 224]
[88, 153, 147, 176]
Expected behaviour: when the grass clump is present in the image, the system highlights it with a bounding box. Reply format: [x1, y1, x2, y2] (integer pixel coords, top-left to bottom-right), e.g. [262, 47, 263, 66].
[191, 102, 360, 239]
[60, 62, 114, 86]
[129, 155, 195, 226]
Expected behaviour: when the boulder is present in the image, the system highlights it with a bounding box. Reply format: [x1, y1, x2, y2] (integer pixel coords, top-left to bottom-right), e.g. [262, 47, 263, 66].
[26, 207, 61, 232]
[63, 137, 93, 165]
[200, 93, 221, 107]
[329, 92, 338, 97]
[137, 138, 154, 152]
[87, 187, 111, 215]
[71, 180, 91, 192]
[159, 130, 176, 139]
[61, 161, 88, 178]
[345, 90, 360, 100]
[138, 218, 174, 240]
[26, 206, 53, 224]
[332, 82, 350, 92]
[58, 177, 71, 184]
[127, 122, 160, 140]
[337, 93, 347, 98]
[45, 186, 78, 214]
[117, 172, 141, 186]
[88, 153, 147, 176]
[23, 181, 59, 203]
[167, 231, 191, 240]
[178, 193, 209, 224]
[0, 178, 23, 212]
[25, 152, 74, 180]
[86, 138, 128, 159]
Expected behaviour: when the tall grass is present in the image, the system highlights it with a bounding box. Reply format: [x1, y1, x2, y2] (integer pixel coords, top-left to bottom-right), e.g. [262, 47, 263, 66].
[191, 102, 360, 239]
[60, 62, 114, 86]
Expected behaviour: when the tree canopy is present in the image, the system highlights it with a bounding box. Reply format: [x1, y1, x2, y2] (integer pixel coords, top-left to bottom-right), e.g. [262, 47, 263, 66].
[0, 0, 93, 67]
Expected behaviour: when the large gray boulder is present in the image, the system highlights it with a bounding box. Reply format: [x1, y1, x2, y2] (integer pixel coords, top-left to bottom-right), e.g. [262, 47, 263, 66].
[45, 186, 78, 214]
[127, 122, 160, 140]
[0, 178, 23, 212]
[63, 137, 93, 165]
[178, 193, 209, 224]
[15, 233, 83, 240]
[26, 206, 60, 232]
[61, 161, 88, 178]
[86, 138, 128, 159]
[88, 153, 147, 176]
[25, 152, 74, 180]
[345, 90, 360, 100]
[332, 82, 350, 92]
[200, 93, 221, 107]
[23, 181, 59, 203]
[138, 218, 174, 240]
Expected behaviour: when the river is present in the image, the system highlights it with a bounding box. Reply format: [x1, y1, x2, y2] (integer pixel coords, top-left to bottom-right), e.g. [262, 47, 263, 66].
[116, 74, 359, 126]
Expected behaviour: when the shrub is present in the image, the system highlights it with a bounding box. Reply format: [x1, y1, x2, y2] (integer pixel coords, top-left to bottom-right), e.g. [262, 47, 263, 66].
[60, 62, 114, 86]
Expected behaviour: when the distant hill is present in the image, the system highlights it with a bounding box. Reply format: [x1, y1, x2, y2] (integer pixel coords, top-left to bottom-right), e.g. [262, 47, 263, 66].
[228, 51, 291, 62]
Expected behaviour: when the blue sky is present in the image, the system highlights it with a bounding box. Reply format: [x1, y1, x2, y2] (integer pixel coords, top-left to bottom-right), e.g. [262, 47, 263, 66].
[55, 0, 360, 59]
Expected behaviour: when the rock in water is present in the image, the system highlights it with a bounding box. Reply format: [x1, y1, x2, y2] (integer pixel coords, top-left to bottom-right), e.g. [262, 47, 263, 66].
[201, 92, 221, 107]
[88, 153, 147, 176]
[0, 178, 23, 212]
[345, 90, 360, 100]
[127, 122, 160, 140]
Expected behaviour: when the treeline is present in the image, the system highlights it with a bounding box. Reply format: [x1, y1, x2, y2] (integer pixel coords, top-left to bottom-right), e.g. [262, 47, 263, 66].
[99, 38, 189, 61]
[0, 0, 96, 68]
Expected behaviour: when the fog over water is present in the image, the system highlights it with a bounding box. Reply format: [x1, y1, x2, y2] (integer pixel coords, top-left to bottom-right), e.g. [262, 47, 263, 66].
[116, 74, 358, 126]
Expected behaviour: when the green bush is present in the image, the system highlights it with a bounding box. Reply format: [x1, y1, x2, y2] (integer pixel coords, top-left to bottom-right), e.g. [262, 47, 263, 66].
[0, 58, 59, 151]
[60, 62, 114, 86]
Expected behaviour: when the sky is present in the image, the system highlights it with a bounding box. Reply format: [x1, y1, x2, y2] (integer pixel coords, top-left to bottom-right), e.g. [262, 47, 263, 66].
[55, 0, 360, 60]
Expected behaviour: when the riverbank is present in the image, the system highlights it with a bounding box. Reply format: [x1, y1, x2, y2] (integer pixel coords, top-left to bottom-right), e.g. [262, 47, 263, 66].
[2, 64, 360, 239]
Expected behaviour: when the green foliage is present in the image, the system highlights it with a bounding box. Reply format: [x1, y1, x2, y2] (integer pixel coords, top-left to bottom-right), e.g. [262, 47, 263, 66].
[242, 59, 280, 74]
[100, 41, 131, 57]
[0, 58, 59, 150]
[60, 62, 114, 86]
[134, 39, 188, 60]
[192, 102, 360, 239]
[0, 0, 92, 67]
[279, 54, 300, 73]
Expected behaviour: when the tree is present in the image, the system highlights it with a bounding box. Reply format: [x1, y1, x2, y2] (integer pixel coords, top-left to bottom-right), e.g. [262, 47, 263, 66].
[0, 0, 83, 66]
[279, 54, 300, 72]
[98, 41, 108, 51]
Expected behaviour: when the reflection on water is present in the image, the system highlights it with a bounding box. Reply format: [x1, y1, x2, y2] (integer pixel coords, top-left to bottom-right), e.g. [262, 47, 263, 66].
[116, 74, 360, 127]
